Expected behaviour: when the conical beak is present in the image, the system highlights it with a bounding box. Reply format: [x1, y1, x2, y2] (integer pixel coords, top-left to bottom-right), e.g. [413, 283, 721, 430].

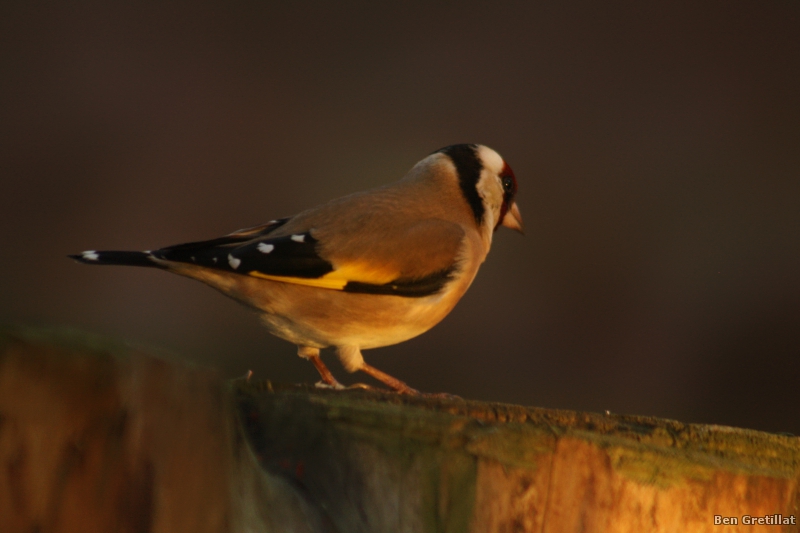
[501, 202, 524, 234]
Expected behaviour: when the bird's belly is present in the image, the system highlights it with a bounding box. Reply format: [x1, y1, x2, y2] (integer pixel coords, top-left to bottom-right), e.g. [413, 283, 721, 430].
[256, 285, 463, 349]
[170, 263, 475, 350]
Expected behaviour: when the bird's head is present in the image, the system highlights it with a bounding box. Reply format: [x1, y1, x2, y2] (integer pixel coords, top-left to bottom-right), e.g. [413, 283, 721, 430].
[434, 144, 524, 237]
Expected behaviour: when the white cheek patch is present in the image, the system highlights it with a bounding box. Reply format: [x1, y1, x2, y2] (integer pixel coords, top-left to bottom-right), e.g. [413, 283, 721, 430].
[475, 173, 503, 231]
[257, 243, 275, 254]
[228, 254, 241, 269]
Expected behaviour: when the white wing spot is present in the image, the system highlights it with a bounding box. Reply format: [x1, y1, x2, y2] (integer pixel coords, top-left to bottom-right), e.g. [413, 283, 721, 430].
[257, 243, 275, 254]
[82, 251, 99, 261]
[228, 254, 241, 269]
[291, 234, 306, 243]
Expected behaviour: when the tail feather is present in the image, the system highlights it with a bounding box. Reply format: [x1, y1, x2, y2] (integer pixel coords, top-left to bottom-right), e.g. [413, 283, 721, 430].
[69, 250, 163, 268]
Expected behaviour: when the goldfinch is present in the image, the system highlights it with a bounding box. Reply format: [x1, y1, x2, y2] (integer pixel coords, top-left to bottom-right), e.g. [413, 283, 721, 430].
[71, 144, 523, 393]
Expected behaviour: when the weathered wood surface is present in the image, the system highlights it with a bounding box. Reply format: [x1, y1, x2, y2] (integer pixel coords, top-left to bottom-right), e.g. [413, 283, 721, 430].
[1, 326, 798, 532]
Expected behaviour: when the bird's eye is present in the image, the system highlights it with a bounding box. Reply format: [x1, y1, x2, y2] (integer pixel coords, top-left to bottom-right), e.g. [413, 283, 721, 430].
[502, 176, 514, 192]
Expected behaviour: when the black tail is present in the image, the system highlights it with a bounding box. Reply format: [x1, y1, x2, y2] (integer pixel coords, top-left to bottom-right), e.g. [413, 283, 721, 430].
[68, 250, 164, 268]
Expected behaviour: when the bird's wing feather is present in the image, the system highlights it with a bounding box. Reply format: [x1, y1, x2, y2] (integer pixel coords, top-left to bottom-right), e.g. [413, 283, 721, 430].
[155, 217, 466, 298]
[156, 218, 290, 254]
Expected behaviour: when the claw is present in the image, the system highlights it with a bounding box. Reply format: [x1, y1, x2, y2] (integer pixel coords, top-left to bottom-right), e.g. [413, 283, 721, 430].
[346, 382, 374, 390]
[314, 380, 345, 390]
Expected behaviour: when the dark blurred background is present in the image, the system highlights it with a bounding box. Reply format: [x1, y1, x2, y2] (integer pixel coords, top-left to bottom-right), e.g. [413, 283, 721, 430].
[2, 2, 798, 434]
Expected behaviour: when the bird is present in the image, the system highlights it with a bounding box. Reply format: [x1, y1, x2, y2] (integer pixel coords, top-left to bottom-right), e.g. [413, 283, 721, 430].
[70, 144, 523, 394]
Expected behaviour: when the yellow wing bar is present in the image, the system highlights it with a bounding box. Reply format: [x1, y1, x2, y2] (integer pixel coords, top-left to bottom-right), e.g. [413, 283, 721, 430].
[248, 260, 400, 290]
[248, 271, 348, 290]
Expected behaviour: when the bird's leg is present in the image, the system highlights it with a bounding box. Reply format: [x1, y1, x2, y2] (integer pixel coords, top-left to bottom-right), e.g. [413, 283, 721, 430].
[336, 346, 419, 395]
[297, 346, 344, 389]
[310, 357, 345, 389]
[358, 363, 419, 395]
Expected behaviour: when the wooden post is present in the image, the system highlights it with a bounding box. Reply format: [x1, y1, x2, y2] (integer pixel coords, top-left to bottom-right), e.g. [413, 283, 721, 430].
[1, 327, 798, 532]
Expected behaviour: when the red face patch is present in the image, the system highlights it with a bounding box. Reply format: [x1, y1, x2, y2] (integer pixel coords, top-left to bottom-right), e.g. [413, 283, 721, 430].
[495, 162, 518, 231]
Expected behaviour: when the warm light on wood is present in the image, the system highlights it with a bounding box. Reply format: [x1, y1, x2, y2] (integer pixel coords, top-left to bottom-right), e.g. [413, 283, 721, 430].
[1, 327, 798, 532]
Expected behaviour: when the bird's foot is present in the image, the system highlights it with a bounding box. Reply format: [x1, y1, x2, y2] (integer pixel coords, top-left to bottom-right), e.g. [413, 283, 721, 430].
[347, 381, 420, 395]
[419, 391, 461, 400]
[346, 382, 374, 390]
[314, 380, 345, 390]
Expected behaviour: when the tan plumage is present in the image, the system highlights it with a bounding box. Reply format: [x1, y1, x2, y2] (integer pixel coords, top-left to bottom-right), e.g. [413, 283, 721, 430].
[71, 144, 523, 393]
